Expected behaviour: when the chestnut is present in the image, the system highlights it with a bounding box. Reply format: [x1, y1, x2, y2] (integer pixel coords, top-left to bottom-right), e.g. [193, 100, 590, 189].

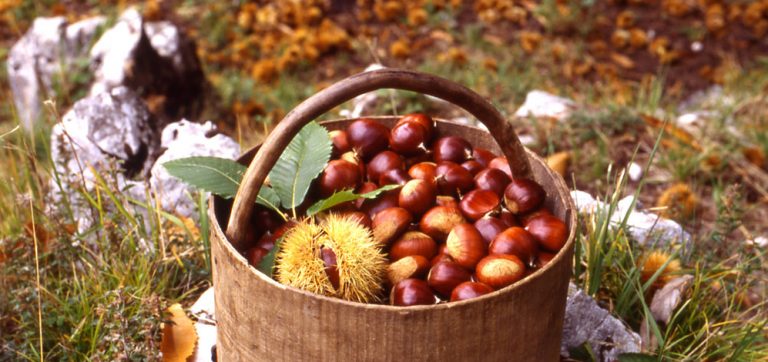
[389, 231, 438, 261]
[537, 251, 556, 268]
[489, 227, 538, 265]
[329, 130, 350, 157]
[340, 211, 372, 230]
[445, 223, 487, 269]
[372, 207, 412, 246]
[398, 179, 437, 216]
[503, 178, 546, 214]
[435, 161, 474, 196]
[435, 195, 460, 209]
[390, 121, 427, 155]
[346, 118, 390, 159]
[386, 255, 430, 286]
[459, 189, 501, 221]
[473, 216, 509, 245]
[472, 148, 497, 167]
[361, 189, 400, 219]
[398, 113, 435, 141]
[461, 160, 484, 176]
[475, 254, 525, 290]
[499, 210, 520, 227]
[427, 260, 472, 298]
[354, 182, 379, 209]
[419, 205, 466, 242]
[430, 253, 454, 267]
[408, 162, 437, 184]
[390, 278, 437, 306]
[367, 150, 404, 182]
[474, 168, 511, 197]
[450, 281, 494, 302]
[320, 246, 340, 290]
[379, 168, 410, 186]
[525, 214, 568, 252]
[489, 157, 513, 178]
[318, 159, 361, 197]
[433, 136, 472, 164]
[518, 208, 553, 226]
[246, 246, 269, 266]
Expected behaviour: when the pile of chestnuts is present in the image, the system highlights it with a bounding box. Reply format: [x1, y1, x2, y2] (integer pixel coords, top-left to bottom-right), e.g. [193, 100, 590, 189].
[245, 113, 568, 306]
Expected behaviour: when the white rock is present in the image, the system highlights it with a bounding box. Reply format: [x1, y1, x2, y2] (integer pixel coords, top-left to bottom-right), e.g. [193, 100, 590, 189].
[570, 190, 692, 254]
[561, 283, 641, 360]
[747, 236, 768, 248]
[88, 8, 205, 126]
[48, 87, 159, 233]
[514, 90, 574, 120]
[190, 287, 216, 362]
[628, 162, 643, 182]
[7, 16, 105, 130]
[150, 120, 240, 218]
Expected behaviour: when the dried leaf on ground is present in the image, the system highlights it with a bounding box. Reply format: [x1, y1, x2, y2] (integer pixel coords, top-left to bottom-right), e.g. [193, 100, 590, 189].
[546, 151, 570, 177]
[161, 303, 198, 362]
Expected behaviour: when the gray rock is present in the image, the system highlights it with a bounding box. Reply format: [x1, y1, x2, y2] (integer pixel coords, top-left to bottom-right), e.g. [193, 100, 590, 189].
[650, 275, 694, 325]
[7, 16, 105, 130]
[562, 283, 642, 361]
[149, 120, 240, 218]
[49, 87, 159, 233]
[89, 8, 205, 127]
[514, 90, 575, 121]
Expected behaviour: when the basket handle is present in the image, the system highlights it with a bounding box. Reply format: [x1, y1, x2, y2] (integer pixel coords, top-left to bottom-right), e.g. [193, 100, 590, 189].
[226, 68, 532, 247]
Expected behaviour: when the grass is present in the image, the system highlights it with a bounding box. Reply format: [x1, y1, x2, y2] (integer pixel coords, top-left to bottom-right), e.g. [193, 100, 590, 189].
[2, 1, 768, 360]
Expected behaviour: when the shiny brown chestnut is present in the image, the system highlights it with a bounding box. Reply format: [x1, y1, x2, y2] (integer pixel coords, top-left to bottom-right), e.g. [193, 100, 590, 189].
[518, 208, 553, 226]
[450, 281, 494, 302]
[389, 231, 438, 261]
[472, 148, 497, 167]
[379, 168, 410, 186]
[461, 160, 484, 176]
[340, 211, 373, 230]
[361, 189, 400, 219]
[435, 195, 460, 209]
[473, 216, 510, 245]
[318, 159, 361, 197]
[398, 179, 436, 216]
[320, 246, 340, 290]
[246, 246, 269, 266]
[489, 157, 513, 178]
[537, 251, 556, 268]
[386, 255, 430, 286]
[397, 113, 435, 140]
[427, 260, 473, 298]
[390, 121, 427, 155]
[499, 210, 520, 227]
[474, 168, 512, 197]
[445, 223, 487, 269]
[459, 189, 501, 221]
[430, 253, 454, 267]
[419, 205, 466, 242]
[408, 162, 437, 184]
[329, 130, 350, 158]
[475, 254, 526, 290]
[489, 226, 538, 265]
[503, 178, 546, 214]
[390, 278, 436, 306]
[354, 182, 378, 209]
[433, 136, 472, 164]
[435, 161, 474, 196]
[367, 150, 404, 182]
[346, 119, 390, 159]
[525, 214, 568, 252]
[372, 207, 413, 246]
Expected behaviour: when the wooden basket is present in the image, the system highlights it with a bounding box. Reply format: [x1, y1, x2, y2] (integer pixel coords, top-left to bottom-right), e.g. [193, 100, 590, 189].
[209, 69, 576, 361]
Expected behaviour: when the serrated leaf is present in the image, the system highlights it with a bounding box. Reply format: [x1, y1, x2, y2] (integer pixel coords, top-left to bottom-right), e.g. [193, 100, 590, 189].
[257, 235, 283, 277]
[163, 156, 246, 198]
[306, 184, 401, 216]
[163, 156, 282, 214]
[268, 122, 332, 212]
